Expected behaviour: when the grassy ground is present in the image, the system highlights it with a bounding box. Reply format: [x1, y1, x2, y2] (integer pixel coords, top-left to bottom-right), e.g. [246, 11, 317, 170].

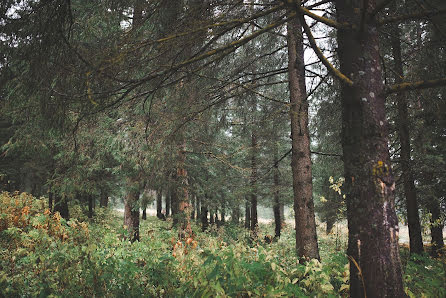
[1, 192, 445, 297]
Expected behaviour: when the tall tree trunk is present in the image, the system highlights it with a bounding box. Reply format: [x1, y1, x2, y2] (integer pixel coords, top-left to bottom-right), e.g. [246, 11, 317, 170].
[390, 23, 424, 255]
[142, 207, 147, 220]
[124, 179, 140, 242]
[176, 140, 192, 239]
[48, 191, 53, 212]
[250, 129, 258, 233]
[100, 191, 108, 208]
[191, 196, 196, 220]
[287, 8, 319, 260]
[245, 199, 251, 229]
[88, 194, 93, 219]
[201, 204, 208, 232]
[232, 205, 240, 224]
[335, 1, 405, 296]
[221, 204, 226, 224]
[429, 198, 444, 257]
[156, 189, 163, 219]
[53, 193, 69, 219]
[273, 135, 281, 239]
[166, 188, 171, 217]
[196, 197, 201, 220]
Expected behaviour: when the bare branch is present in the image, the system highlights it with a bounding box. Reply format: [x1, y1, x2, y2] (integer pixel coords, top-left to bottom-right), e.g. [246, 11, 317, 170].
[386, 77, 446, 94]
[378, 8, 446, 25]
[301, 17, 354, 86]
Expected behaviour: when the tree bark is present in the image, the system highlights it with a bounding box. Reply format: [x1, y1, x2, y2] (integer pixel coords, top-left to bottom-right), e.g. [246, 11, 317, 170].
[201, 204, 208, 232]
[287, 6, 319, 260]
[250, 129, 258, 233]
[124, 179, 140, 242]
[156, 189, 163, 219]
[335, 1, 405, 296]
[273, 140, 281, 238]
[100, 191, 108, 208]
[429, 198, 444, 257]
[53, 193, 69, 219]
[48, 191, 53, 212]
[166, 188, 171, 217]
[245, 199, 251, 229]
[390, 22, 424, 255]
[88, 194, 93, 219]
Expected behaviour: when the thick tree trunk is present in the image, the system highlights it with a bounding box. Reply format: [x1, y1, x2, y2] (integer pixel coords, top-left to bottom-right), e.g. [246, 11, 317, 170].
[88, 194, 93, 219]
[142, 208, 147, 220]
[53, 193, 69, 219]
[287, 9, 319, 260]
[335, 1, 405, 296]
[245, 199, 251, 229]
[390, 24, 424, 255]
[429, 198, 444, 257]
[250, 130, 258, 233]
[124, 180, 140, 242]
[326, 218, 335, 235]
[156, 189, 163, 219]
[100, 192, 108, 208]
[273, 137, 281, 239]
[201, 205, 208, 232]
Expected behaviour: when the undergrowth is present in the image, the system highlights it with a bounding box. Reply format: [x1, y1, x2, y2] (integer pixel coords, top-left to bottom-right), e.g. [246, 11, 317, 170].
[1, 192, 444, 297]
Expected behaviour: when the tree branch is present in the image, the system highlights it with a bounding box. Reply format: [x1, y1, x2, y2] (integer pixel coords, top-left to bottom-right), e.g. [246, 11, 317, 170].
[301, 17, 354, 86]
[378, 8, 446, 25]
[386, 77, 446, 94]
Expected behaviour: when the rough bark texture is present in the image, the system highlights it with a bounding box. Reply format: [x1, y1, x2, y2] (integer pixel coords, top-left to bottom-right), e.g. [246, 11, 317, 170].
[335, 1, 405, 296]
[287, 10, 319, 260]
[124, 180, 140, 242]
[250, 129, 258, 233]
[53, 193, 69, 219]
[273, 142, 281, 238]
[390, 23, 423, 254]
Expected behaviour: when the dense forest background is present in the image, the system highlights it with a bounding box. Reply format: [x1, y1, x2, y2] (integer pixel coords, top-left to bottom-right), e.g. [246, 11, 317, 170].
[1, 0, 445, 297]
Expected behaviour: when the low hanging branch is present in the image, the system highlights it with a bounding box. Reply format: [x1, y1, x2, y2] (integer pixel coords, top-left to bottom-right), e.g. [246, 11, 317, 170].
[378, 7, 446, 25]
[301, 17, 354, 86]
[386, 77, 446, 94]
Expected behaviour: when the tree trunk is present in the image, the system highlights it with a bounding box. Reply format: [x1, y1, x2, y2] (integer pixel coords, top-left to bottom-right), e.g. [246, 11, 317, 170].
[232, 205, 240, 224]
[250, 129, 258, 233]
[53, 193, 69, 219]
[48, 191, 53, 212]
[201, 204, 208, 232]
[88, 194, 93, 219]
[390, 23, 424, 255]
[191, 196, 196, 220]
[287, 8, 319, 260]
[196, 197, 201, 220]
[166, 188, 171, 217]
[100, 192, 108, 208]
[429, 198, 444, 257]
[156, 189, 163, 219]
[335, 1, 405, 296]
[221, 205, 226, 224]
[326, 218, 335, 235]
[142, 208, 147, 220]
[124, 180, 140, 242]
[176, 140, 192, 239]
[273, 137, 281, 239]
[245, 199, 251, 229]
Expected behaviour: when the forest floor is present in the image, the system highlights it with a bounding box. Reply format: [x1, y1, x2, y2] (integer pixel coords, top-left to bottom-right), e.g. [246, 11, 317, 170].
[2, 192, 445, 297]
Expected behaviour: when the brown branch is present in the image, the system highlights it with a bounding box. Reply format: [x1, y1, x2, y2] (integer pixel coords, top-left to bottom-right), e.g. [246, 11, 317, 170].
[378, 8, 446, 25]
[299, 6, 349, 29]
[301, 17, 354, 86]
[386, 77, 446, 94]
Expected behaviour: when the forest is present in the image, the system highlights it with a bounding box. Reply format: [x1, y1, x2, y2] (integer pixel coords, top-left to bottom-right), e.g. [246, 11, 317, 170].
[0, 0, 445, 297]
